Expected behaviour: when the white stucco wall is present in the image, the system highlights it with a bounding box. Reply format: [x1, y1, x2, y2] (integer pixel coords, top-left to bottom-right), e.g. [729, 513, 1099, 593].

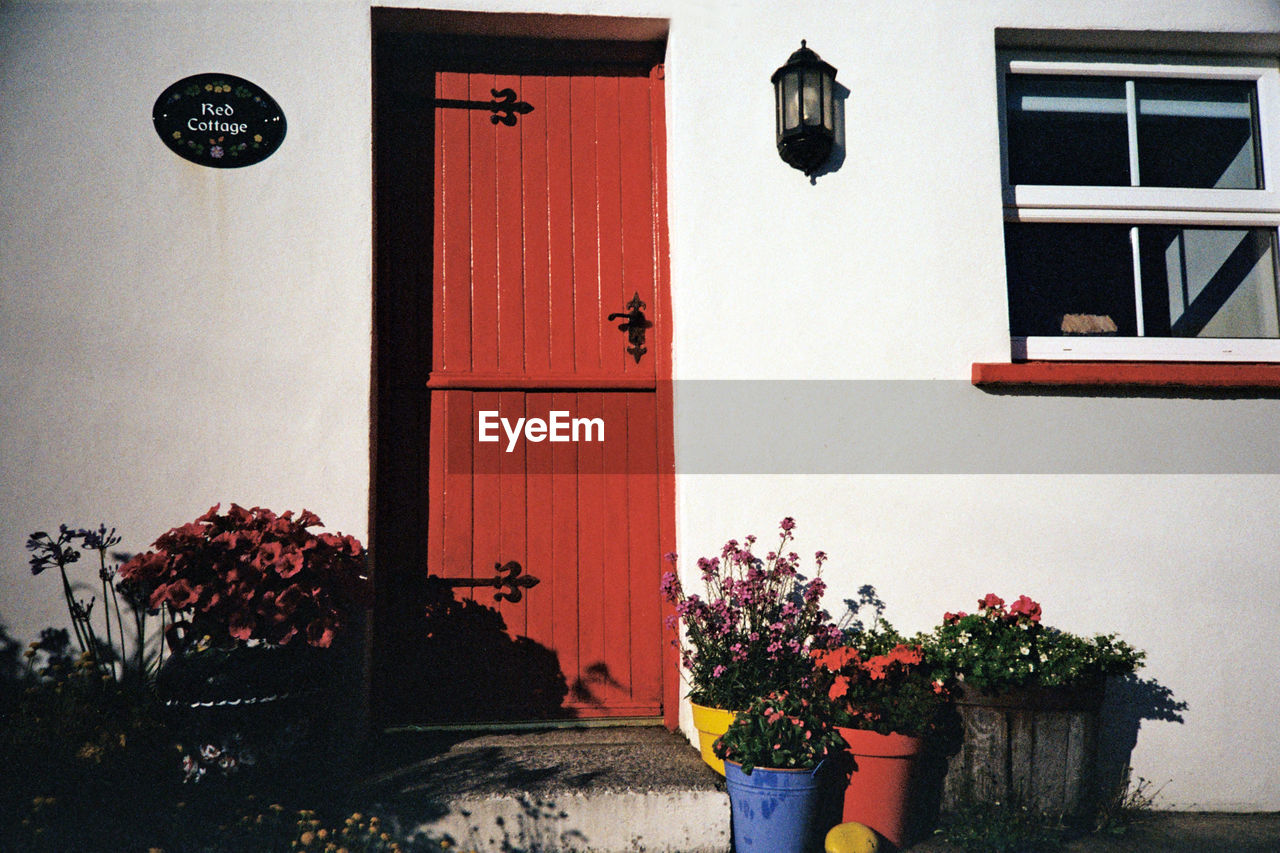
[3, 0, 1279, 810]
[1, 1, 374, 635]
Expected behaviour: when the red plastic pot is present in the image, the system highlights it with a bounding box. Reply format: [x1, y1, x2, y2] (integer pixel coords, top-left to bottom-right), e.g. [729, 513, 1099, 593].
[836, 726, 923, 849]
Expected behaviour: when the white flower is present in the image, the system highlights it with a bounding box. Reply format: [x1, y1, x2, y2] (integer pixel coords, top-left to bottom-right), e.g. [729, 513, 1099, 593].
[957, 633, 970, 646]
[1020, 646, 1031, 655]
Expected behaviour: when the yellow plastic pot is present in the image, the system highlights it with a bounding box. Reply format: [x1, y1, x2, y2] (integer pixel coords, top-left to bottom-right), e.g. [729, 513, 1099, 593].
[690, 701, 738, 775]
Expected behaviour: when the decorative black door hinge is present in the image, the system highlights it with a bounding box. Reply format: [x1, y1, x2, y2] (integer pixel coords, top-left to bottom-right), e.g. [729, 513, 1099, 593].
[429, 560, 540, 603]
[608, 292, 653, 364]
[432, 88, 533, 126]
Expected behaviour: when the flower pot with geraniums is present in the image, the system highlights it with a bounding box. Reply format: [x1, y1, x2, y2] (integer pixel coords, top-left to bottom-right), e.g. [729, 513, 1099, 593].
[117, 503, 370, 789]
[713, 691, 846, 853]
[811, 624, 949, 850]
[660, 517, 842, 774]
[921, 593, 1145, 820]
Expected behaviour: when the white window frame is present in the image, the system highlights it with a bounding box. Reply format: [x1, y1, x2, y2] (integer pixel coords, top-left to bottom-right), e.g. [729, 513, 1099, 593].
[1000, 52, 1280, 361]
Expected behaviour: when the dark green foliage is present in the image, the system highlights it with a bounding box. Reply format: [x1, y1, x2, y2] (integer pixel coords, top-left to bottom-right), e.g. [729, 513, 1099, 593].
[937, 800, 1069, 853]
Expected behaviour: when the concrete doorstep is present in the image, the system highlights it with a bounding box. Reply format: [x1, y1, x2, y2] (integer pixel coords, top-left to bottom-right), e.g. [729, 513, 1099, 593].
[358, 726, 1280, 853]
[358, 725, 731, 853]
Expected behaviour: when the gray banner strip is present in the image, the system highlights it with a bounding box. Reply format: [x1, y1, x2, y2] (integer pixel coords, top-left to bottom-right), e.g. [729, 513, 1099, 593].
[673, 380, 1280, 474]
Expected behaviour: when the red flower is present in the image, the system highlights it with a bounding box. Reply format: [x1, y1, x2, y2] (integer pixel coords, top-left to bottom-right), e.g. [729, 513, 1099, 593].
[306, 619, 337, 648]
[275, 583, 305, 614]
[1009, 594, 1042, 623]
[118, 551, 167, 582]
[265, 515, 295, 537]
[978, 593, 1005, 611]
[943, 611, 968, 624]
[297, 509, 323, 528]
[253, 541, 284, 570]
[227, 610, 255, 642]
[153, 578, 200, 610]
[812, 646, 859, 670]
[124, 504, 367, 648]
[275, 547, 305, 578]
[887, 643, 923, 666]
[225, 504, 253, 525]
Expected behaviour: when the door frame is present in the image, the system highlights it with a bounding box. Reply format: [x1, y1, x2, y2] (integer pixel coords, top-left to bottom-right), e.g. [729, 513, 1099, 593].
[369, 9, 678, 730]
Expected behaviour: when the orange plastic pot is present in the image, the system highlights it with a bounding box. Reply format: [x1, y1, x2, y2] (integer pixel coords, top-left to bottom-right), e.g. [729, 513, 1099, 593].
[690, 701, 737, 775]
[836, 726, 923, 849]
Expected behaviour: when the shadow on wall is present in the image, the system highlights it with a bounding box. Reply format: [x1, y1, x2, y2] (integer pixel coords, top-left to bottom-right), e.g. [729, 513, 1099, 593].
[569, 661, 624, 707]
[1096, 673, 1189, 796]
[376, 582, 569, 725]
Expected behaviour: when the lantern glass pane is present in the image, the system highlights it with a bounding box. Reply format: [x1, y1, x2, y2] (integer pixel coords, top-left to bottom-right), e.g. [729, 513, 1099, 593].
[803, 70, 821, 125]
[822, 72, 834, 131]
[783, 72, 800, 130]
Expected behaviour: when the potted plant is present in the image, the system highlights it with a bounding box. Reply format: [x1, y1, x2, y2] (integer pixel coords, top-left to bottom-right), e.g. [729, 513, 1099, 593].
[922, 593, 1145, 819]
[712, 690, 845, 853]
[812, 626, 948, 849]
[660, 517, 841, 773]
[117, 503, 370, 785]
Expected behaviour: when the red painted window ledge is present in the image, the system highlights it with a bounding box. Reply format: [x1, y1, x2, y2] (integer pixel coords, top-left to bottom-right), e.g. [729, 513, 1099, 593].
[972, 361, 1280, 389]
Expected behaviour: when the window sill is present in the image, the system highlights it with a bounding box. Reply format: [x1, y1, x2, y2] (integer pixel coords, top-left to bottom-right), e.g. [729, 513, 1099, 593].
[972, 361, 1280, 389]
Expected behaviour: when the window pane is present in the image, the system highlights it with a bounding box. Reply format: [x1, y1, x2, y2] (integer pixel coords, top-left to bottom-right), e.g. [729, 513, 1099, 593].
[1005, 223, 1136, 336]
[1006, 75, 1130, 186]
[1139, 227, 1279, 337]
[1136, 80, 1260, 189]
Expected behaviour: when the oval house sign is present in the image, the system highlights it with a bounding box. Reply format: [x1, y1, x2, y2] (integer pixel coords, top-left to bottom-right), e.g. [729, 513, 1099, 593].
[153, 73, 285, 168]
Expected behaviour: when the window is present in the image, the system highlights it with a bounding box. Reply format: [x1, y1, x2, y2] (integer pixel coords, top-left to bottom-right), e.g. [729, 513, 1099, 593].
[1000, 53, 1280, 361]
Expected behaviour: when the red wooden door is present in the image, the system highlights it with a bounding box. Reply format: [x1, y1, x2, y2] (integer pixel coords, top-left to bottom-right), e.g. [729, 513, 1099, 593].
[375, 37, 672, 723]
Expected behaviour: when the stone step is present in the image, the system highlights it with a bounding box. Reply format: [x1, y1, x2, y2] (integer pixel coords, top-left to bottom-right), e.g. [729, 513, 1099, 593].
[359, 725, 731, 853]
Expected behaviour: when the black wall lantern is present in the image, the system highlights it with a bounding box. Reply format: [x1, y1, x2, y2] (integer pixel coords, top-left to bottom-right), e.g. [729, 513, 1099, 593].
[771, 40, 837, 175]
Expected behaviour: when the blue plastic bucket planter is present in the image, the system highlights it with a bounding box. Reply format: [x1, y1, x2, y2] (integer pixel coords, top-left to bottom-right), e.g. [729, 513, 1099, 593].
[724, 760, 828, 853]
